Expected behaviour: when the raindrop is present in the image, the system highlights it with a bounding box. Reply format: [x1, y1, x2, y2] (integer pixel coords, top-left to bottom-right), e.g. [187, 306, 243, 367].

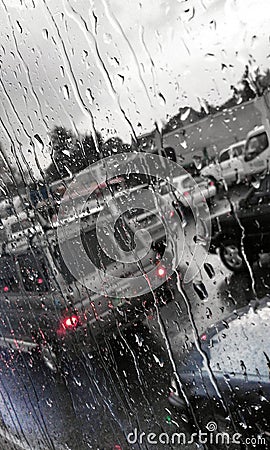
[204, 262, 215, 278]
[180, 140, 188, 149]
[193, 235, 208, 246]
[205, 53, 216, 59]
[16, 21, 23, 33]
[74, 376, 82, 387]
[46, 398, 53, 407]
[103, 33, 112, 44]
[34, 134, 44, 148]
[42, 28, 49, 40]
[193, 281, 208, 300]
[251, 178, 260, 189]
[181, 108, 190, 121]
[158, 92, 166, 104]
[153, 354, 164, 367]
[63, 84, 70, 100]
[86, 88, 94, 104]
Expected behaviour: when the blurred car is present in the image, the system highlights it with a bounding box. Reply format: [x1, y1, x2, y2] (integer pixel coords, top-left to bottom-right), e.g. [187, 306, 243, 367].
[0, 191, 179, 372]
[169, 296, 270, 441]
[210, 174, 270, 271]
[0, 211, 43, 243]
[159, 175, 216, 208]
[201, 140, 246, 187]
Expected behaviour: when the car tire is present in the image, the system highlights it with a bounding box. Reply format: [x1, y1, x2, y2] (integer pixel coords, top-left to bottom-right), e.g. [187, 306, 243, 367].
[219, 241, 245, 272]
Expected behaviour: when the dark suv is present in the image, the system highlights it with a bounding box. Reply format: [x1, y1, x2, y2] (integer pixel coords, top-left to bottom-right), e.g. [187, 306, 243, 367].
[210, 174, 270, 271]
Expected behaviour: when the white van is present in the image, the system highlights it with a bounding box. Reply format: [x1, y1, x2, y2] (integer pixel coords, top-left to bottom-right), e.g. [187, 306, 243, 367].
[200, 140, 246, 186]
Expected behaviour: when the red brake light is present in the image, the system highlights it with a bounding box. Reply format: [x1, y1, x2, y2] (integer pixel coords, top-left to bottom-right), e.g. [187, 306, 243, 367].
[37, 278, 43, 284]
[170, 210, 175, 218]
[3, 286, 9, 292]
[201, 333, 207, 341]
[62, 315, 79, 330]
[209, 181, 215, 187]
[183, 191, 189, 197]
[157, 266, 167, 278]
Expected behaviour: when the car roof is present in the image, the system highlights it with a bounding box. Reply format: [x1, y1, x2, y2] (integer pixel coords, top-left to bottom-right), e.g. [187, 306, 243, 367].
[246, 125, 265, 139]
[220, 140, 246, 154]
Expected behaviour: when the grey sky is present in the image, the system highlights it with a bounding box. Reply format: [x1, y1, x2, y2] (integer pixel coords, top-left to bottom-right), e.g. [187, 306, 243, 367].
[0, 0, 270, 177]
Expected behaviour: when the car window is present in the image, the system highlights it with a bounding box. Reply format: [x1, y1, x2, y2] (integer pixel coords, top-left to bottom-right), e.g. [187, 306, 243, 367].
[0, 256, 19, 293]
[11, 219, 32, 234]
[232, 144, 244, 157]
[219, 150, 230, 163]
[245, 132, 269, 161]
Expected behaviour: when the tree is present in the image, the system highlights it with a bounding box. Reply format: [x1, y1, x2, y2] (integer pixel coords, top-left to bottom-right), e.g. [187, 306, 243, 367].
[254, 68, 270, 95]
[101, 137, 131, 158]
[46, 126, 75, 181]
[46, 127, 103, 182]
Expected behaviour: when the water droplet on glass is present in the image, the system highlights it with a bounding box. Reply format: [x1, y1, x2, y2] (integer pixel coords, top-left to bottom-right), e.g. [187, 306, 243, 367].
[193, 282, 208, 300]
[46, 398, 53, 407]
[42, 28, 49, 40]
[63, 85, 70, 100]
[204, 263, 215, 278]
[251, 178, 260, 189]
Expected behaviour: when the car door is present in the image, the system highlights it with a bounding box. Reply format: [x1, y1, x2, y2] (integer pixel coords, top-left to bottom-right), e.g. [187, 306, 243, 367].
[229, 144, 245, 183]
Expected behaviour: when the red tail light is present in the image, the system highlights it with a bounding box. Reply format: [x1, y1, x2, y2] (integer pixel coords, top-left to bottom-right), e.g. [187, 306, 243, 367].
[3, 286, 9, 292]
[157, 266, 167, 278]
[62, 315, 79, 330]
[183, 191, 189, 197]
[209, 181, 215, 187]
[37, 278, 43, 284]
[201, 333, 207, 341]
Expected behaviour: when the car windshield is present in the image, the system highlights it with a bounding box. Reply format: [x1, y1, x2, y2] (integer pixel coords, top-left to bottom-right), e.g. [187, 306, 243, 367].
[1, 1, 270, 449]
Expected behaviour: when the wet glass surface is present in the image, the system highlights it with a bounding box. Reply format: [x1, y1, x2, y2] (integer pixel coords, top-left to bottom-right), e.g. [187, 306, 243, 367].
[0, 1, 270, 449]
